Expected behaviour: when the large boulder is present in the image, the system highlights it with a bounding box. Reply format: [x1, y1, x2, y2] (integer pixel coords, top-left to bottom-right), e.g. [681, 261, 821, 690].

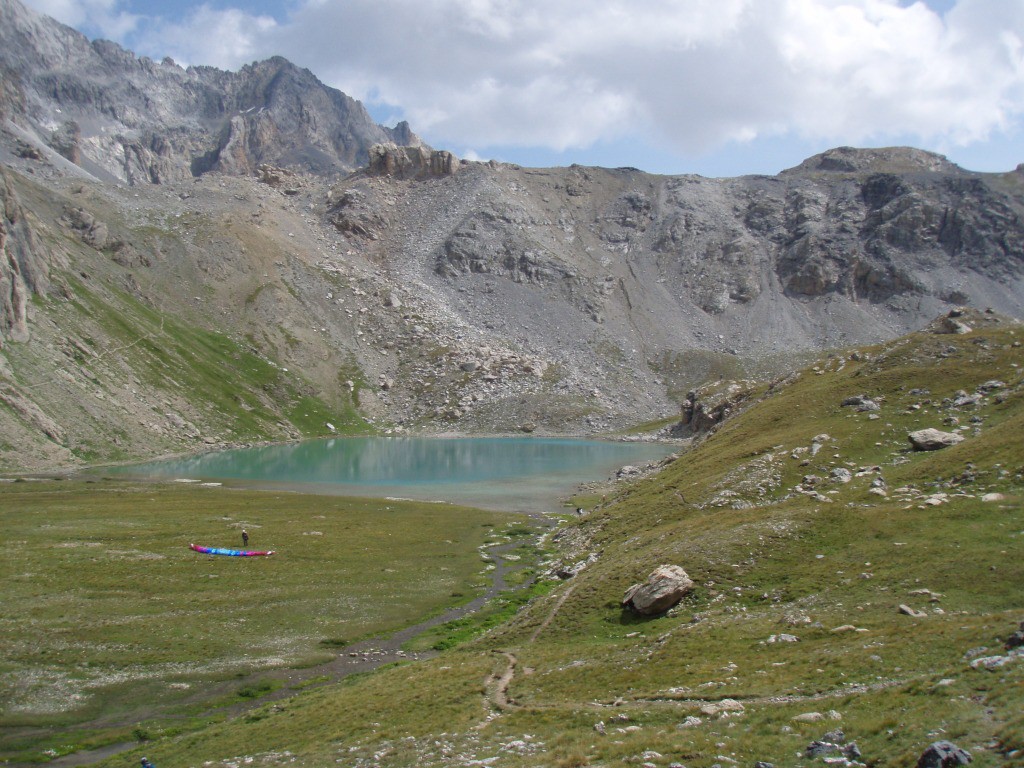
[622, 565, 694, 616]
[908, 428, 965, 451]
[916, 741, 972, 768]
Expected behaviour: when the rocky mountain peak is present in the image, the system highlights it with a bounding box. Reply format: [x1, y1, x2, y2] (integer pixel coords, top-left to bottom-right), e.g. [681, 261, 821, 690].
[0, 0, 421, 183]
[783, 146, 963, 176]
[0, 0, 92, 71]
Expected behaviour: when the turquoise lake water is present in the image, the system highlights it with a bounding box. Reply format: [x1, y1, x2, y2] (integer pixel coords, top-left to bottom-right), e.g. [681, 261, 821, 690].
[108, 436, 677, 512]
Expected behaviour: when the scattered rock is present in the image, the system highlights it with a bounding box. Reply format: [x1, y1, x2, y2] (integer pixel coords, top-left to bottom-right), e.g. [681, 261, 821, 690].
[699, 698, 744, 716]
[792, 712, 826, 723]
[256, 164, 294, 187]
[1005, 621, 1024, 650]
[969, 650, 1023, 670]
[899, 604, 928, 618]
[831, 467, 853, 483]
[841, 395, 880, 411]
[951, 390, 981, 407]
[554, 553, 598, 580]
[804, 729, 861, 763]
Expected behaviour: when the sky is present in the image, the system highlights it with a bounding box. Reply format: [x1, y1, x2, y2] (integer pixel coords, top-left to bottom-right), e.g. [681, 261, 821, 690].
[19, 0, 1024, 177]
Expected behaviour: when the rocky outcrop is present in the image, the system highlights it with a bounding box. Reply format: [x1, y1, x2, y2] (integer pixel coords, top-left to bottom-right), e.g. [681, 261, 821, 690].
[437, 207, 575, 284]
[0, 168, 49, 344]
[916, 741, 972, 768]
[622, 565, 694, 615]
[367, 143, 459, 180]
[673, 380, 757, 435]
[327, 187, 389, 240]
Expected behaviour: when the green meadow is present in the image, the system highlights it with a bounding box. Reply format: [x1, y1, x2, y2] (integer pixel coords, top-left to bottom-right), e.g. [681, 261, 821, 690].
[0, 481, 529, 763]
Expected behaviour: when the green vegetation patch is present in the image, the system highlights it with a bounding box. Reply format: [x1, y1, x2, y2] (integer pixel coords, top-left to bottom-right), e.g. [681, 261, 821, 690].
[0, 479, 518, 763]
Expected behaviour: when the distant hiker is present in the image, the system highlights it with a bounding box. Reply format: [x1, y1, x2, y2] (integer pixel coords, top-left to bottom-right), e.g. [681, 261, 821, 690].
[242, 529, 249, 547]
[140, 758, 155, 768]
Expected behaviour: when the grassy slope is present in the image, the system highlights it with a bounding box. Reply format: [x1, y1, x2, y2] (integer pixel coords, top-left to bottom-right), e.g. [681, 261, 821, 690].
[104, 313, 1023, 768]
[1, 270, 367, 470]
[1, 170, 371, 472]
[0, 482, 522, 763]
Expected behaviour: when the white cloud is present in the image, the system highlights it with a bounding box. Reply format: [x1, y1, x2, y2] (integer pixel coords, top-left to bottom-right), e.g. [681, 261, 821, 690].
[26, 0, 1024, 163]
[24, 0, 139, 40]
[131, 5, 279, 69]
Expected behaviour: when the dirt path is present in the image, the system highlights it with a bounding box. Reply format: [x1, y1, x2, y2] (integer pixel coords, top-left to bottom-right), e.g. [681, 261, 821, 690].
[477, 579, 578, 728]
[492, 653, 518, 710]
[529, 582, 577, 643]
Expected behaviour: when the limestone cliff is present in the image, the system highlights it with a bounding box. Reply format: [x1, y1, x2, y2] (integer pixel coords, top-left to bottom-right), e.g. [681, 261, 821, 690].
[0, 167, 49, 343]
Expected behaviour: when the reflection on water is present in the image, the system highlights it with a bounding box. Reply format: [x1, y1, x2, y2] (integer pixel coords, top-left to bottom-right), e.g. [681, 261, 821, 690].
[108, 437, 676, 512]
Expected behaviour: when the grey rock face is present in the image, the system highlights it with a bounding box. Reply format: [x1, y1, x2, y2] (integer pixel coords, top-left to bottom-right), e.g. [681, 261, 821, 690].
[2, 0, 1024, 472]
[0, 167, 49, 343]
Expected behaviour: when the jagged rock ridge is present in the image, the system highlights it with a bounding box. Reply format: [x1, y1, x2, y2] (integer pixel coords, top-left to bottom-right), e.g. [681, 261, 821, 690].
[0, 0, 421, 184]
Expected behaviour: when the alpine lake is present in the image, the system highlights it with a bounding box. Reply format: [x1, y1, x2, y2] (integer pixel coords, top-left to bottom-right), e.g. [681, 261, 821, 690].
[103, 436, 678, 512]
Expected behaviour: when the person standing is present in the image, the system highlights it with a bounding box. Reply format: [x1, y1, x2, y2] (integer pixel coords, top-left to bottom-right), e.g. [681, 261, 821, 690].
[242, 529, 249, 547]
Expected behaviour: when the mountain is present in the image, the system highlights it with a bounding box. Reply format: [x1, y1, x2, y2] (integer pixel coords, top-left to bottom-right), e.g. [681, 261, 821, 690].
[1, 0, 1023, 473]
[0, 0, 419, 184]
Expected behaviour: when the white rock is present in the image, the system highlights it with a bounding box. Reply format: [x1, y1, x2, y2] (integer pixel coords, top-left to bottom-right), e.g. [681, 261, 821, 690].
[792, 712, 825, 722]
